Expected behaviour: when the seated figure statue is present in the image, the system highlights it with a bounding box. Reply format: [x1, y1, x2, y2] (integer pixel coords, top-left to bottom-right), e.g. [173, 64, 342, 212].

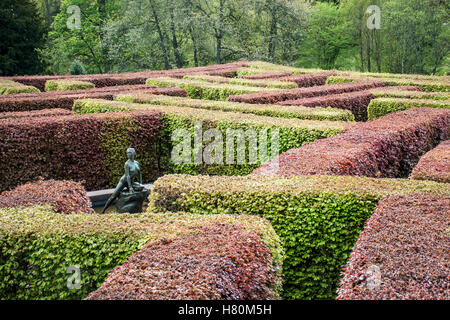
[101, 148, 149, 214]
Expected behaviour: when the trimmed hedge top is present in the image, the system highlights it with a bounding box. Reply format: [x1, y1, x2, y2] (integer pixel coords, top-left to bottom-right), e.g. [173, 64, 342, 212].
[0, 205, 282, 300]
[327, 75, 450, 92]
[0, 179, 92, 214]
[45, 80, 96, 92]
[150, 173, 448, 300]
[0, 80, 40, 95]
[227, 80, 383, 104]
[0, 108, 73, 120]
[254, 107, 450, 178]
[371, 89, 450, 101]
[367, 97, 450, 119]
[114, 93, 356, 122]
[183, 74, 298, 89]
[86, 222, 282, 300]
[73, 98, 351, 131]
[151, 174, 450, 203]
[411, 140, 450, 183]
[146, 77, 269, 100]
[337, 194, 450, 300]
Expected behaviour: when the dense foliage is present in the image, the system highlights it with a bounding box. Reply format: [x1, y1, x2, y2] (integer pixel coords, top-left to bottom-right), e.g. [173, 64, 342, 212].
[227, 80, 383, 104]
[367, 97, 450, 119]
[115, 93, 356, 121]
[73, 98, 346, 176]
[0, 206, 282, 300]
[338, 194, 450, 300]
[87, 223, 282, 300]
[0, 110, 163, 191]
[0, 85, 186, 112]
[411, 140, 450, 183]
[149, 174, 449, 299]
[254, 108, 450, 178]
[0, 179, 92, 214]
[0, 0, 46, 76]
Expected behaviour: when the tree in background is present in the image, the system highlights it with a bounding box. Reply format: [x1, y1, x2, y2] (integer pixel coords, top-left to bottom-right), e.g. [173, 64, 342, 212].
[0, 0, 46, 76]
[298, 2, 353, 69]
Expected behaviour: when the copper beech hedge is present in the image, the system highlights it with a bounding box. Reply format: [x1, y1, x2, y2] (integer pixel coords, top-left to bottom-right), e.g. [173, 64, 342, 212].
[277, 86, 420, 121]
[0, 207, 282, 300]
[411, 140, 450, 183]
[277, 71, 337, 88]
[87, 223, 282, 300]
[0, 108, 72, 120]
[226, 80, 384, 104]
[3, 61, 248, 91]
[254, 108, 450, 178]
[0, 179, 92, 214]
[0, 85, 187, 112]
[0, 110, 164, 192]
[150, 174, 449, 300]
[337, 194, 450, 300]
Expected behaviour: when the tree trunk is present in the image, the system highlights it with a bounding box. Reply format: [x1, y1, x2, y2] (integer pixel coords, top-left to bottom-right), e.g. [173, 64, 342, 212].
[149, 0, 171, 70]
[169, 3, 183, 68]
[216, 0, 225, 64]
[267, 0, 277, 61]
[98, 0, 108, 73]
[189, 26, 199, 67]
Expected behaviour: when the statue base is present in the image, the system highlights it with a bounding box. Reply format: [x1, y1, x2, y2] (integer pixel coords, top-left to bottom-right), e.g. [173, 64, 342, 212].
[115, 188, 149, 214]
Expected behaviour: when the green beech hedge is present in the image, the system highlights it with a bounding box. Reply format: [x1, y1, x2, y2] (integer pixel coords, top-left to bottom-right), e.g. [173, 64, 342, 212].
[0, 205, 282, 300]
[45, 80, 95, 91]
[146, 77, 268, 100]
[0, 80, 40, 95]
[74, 99, 348, 176]
[114, 93, 355, 122]
[367, 98, 450, 119]
[327, 76, 450, 92]
[183, 74, 298, 89]
[149, 174, 450, 300]
[371, 89, 450, 100]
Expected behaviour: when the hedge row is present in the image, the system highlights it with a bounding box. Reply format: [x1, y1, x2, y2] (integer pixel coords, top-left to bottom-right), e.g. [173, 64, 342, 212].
[0, 206, 282, 300]
[182, 74, 298, 89]
[146, 77, 269, 100]
[0, 108, 73, 120]
[278, 90, 374, 121]
[3, 61, 248, 91]
[344, 70, 449, 81]
[411, 140, 450, 183]
[0, 110, 164, 192]
[371, 89, 450, 101]
[227, 80, 383, 104]
[87, 221, 282, 300]
[277, 71, 337, 88]
[74, 98, 348, 177]
[0, 179, 92, 214]
[367, 98, 450, 119]
[276, 86, 421, 121]
[0, 80, 40, 95]
[239, 71, 293, 80]
[337, 194, 450, 300]
[327, 75, 450, 92]
[114, 93, 356, 122]
[254, 108, 450, 178]
[244, 61, 322, 75]
[149, 174, 449, 299]
[0, 85, 187, 112]
[45, 80, 95, 91]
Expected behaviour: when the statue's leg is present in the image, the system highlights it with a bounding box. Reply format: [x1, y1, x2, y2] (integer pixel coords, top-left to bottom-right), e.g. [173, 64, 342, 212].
[101, 177, 127, 214]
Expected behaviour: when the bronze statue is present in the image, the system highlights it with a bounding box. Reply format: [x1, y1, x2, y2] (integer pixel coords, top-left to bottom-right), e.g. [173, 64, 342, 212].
[101, 148, 149, 214]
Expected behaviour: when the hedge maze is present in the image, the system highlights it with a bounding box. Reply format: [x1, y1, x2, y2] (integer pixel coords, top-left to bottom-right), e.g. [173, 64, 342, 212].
[0, 61, 448, 300]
